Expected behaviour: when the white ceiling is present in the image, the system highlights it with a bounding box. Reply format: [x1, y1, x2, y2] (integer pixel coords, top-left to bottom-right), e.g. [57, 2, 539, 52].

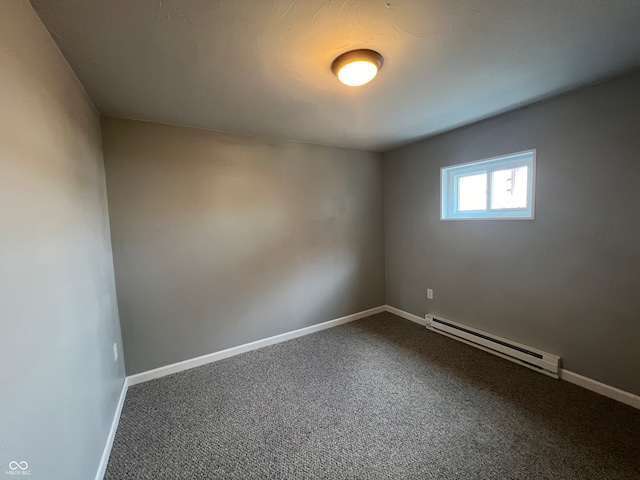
[31, 0, 640, 151]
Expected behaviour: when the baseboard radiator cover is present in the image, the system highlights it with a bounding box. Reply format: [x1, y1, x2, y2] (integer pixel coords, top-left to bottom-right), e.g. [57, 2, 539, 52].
[425, 314, 561, 378]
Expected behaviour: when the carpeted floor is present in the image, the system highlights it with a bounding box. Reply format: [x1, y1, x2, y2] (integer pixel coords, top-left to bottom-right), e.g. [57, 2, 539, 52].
[105, 312, 640, 479]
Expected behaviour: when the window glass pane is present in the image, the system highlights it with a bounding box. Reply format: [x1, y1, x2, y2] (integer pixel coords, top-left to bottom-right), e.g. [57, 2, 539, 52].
[441, 149, 535, 219]
[457, 173, 487, 211]
[490, 167, 528, 209]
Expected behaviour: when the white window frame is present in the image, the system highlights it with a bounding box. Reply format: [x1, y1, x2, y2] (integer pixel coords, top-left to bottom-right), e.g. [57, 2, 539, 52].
[441, 149, 536, 220]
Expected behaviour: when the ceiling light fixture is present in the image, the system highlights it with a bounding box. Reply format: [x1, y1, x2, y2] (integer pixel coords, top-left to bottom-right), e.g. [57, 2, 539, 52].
[331, 49, 383, 87]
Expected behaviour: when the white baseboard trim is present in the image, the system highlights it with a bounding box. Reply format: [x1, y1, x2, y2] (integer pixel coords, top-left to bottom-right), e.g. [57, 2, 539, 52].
[385, 305, 427, 326]
[95, 378, 128, 480]
[385, 305, 639, 410]
[560, 369, 640, 410]
[127, 305, 386, 386]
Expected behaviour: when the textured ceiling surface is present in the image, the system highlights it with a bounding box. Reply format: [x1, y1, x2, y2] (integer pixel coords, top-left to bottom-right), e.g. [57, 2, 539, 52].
[30, 0, 640, 151]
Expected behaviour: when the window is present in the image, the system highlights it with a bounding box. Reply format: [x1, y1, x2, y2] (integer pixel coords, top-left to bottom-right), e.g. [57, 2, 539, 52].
[441, 150, 535, 220]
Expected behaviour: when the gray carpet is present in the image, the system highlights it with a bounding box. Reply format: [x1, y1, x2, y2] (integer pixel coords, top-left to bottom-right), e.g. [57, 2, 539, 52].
[105, 312, 640, 479]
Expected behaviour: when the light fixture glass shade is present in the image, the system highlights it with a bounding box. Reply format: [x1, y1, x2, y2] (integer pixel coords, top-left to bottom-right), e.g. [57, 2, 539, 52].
[337, 61, 379, 87]
[331, 50, 383, 87]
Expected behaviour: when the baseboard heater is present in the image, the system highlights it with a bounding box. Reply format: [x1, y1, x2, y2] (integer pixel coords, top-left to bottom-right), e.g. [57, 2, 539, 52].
[425, 314, 561, 378]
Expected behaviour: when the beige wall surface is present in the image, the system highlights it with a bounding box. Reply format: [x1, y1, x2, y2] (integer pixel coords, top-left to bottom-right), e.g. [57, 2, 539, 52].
[0, 1, 125, 479]
[384, 71, 640, 396]
[101, 117, 385, 375]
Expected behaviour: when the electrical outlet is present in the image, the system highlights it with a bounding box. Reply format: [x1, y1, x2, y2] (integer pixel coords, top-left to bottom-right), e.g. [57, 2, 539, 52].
[427, 288, 434, 300]
[113, 343, 118, 362]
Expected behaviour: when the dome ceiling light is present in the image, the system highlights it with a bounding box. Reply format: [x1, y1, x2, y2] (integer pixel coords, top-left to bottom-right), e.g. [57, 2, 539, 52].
[331, 49, 384, 87]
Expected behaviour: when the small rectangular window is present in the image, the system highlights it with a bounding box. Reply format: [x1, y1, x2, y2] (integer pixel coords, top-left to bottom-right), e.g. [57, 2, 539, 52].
[441, 150, 535, 220]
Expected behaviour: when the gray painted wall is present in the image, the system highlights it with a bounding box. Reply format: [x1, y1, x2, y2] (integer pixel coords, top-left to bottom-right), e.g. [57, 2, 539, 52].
[101, 118, 385, 375]
[384, 71, 640, 396]
[0, 1, 125, 479]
